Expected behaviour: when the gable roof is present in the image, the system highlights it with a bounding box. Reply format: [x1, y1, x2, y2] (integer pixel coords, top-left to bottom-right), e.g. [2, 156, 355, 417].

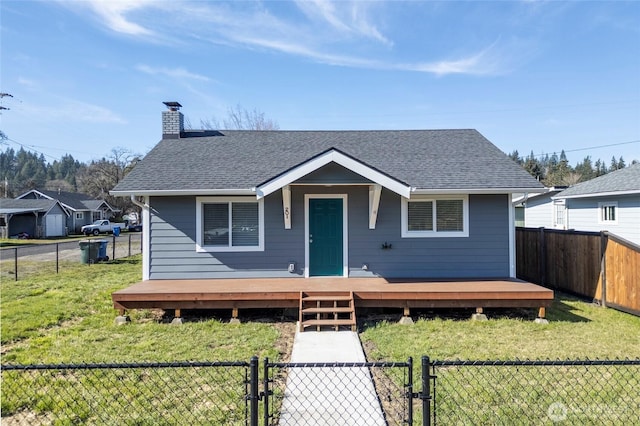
[555, 163, 640, 199]
[0, 198, 67, 216]
[112, 129, 543, 196]
[17, 189, 116, 212]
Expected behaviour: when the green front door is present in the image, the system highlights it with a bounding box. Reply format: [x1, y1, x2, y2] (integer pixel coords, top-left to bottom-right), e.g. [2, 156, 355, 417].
[309, 198, 343, 276]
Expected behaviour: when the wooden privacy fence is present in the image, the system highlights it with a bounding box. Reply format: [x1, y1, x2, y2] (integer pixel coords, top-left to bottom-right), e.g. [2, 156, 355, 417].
[516, 227, 639, 316]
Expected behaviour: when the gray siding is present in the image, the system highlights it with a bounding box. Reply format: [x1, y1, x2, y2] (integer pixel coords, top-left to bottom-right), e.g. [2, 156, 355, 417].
[148, 190, 510, 279]
[566, 194, 640, 245]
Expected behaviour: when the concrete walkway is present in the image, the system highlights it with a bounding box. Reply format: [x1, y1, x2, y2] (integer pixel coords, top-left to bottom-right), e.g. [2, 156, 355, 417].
[278, 327, 386, 425]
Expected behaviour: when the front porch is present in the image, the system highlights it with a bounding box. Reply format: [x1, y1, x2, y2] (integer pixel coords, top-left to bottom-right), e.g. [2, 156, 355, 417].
[112, 277, 554, 326]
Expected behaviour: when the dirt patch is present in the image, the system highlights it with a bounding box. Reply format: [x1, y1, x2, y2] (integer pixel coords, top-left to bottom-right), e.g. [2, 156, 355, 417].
[273, 321, 296, 362]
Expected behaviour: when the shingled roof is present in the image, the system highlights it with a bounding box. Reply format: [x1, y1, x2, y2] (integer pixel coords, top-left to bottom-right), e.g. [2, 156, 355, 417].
[555, 163, 640, 199]
[17, 189, 116, 212]
[112, 129, 543, 195]
[0, 198, 62, 215]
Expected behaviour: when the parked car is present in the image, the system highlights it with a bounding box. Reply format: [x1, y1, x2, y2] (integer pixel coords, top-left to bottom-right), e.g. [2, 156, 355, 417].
[127, 224, 142, 232]
[81, 220, 126, 236]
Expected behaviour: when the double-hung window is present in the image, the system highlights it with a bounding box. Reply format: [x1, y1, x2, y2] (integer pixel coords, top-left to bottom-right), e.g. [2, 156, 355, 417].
[598, 201, 617, 224]
[196, 197, 264, 252]
[401, 195, 469, 237]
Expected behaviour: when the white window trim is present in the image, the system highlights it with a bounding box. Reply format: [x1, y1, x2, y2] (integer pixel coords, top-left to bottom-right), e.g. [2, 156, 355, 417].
[598, 201, 618, 225]
[75, 212, 84, 220]
[401, 195, 469, 238]
[196, 196, 264, 252]
[304, 194, 349, 278]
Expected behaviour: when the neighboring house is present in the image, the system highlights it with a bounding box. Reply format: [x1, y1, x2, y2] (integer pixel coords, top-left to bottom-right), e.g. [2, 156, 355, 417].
[513, 187, 567, 229]
[0, 198, 68, 238]
[16, 189, 118, 234]
[552, 164, 640, 245]
[111, 103, 544, 282]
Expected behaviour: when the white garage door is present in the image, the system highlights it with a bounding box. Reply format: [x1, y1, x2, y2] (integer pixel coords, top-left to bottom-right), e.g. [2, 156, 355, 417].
[45, 214, 65, 237]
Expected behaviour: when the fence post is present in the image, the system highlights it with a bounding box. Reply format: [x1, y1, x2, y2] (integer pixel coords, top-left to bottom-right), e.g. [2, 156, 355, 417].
[14, 247, 18, 281]
[600, 231, 607, 307]
[249, 356, 259, 426]
[56, 243, 59, 274]
[112, 235, 116, 260]
[538, 227, 546, 286]
[263, 357, 270, 426]
[128, 234, 132, 257]
[406, 357, 413, 425]
[422, 356, 431, 426]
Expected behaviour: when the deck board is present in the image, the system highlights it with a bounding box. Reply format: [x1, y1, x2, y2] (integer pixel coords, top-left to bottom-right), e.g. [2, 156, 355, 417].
[112, 277, 554, 312]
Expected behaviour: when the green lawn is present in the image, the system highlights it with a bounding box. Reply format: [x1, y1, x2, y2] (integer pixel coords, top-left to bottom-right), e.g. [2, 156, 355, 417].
[1, 256, 285, 364]
[360, 295, 640, 361]
[2, 256, 639, 425]
[361, 295, 640, 425]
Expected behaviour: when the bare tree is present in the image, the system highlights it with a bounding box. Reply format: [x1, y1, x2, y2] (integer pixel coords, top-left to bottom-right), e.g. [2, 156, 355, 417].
[76, 147, 141, 218]
[199, 104, 279, 130]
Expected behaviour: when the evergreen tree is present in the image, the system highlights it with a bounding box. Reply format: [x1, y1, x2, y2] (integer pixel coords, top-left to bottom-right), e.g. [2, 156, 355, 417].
[610, 156, 619, 171]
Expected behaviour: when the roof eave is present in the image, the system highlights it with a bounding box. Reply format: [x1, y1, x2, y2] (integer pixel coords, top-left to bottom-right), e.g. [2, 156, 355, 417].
[256, 148, 412, 199]
[553, 189, 640, 200]
[110, 189, 257, 197]
[411, 187, 547, 195]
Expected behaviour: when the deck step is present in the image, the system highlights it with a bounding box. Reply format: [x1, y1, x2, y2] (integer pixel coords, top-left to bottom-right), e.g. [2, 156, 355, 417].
[299, 291, 356, 332]
[301, 295, 353, 302]
[300, 319, 356, 327]
[301, 307, 354, 314]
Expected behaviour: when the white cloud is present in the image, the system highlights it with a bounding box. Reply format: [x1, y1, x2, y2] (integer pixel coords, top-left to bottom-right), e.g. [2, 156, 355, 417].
[66, 0, 156, 36]
[22, 99, 126, 124]
[17, 77, 39, 90]
[294, 0, 392, 46]
[67, 1, 512, 77]
[135, 64, 211, 82]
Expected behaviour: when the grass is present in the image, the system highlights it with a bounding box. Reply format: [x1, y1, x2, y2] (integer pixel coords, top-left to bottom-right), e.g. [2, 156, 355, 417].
[0, 236, 87, 248]
[1, 255, 290, 424]
[360, 296, 640, 425]
[360, 296, 640, 361]
[1, 255, 286, 364]
[2, 256, 639, 424]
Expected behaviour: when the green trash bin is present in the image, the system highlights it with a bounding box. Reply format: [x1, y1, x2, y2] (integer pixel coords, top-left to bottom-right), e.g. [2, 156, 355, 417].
[79, 240, 100, 264]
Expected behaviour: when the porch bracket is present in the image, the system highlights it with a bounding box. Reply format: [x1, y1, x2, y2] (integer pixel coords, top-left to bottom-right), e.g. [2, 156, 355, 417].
[282, 185, 291, 229]
[369, 184, 382, 230]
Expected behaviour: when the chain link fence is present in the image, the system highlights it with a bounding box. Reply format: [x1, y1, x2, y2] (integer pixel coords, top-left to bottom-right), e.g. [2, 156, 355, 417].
[0, 233, 142, 281]
[2, 358, 639, 425]
[431, 359, 640, 425]
[1, 361, 250, 425]
[264, 359, 412, 426]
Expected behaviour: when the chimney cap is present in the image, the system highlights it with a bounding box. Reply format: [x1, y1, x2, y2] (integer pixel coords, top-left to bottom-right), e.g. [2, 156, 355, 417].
[163, 101, 182, 111]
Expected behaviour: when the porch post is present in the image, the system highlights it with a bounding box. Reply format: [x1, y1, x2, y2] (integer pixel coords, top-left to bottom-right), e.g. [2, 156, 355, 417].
[282, 185, 291, 229]
[369, 184, 382, 229]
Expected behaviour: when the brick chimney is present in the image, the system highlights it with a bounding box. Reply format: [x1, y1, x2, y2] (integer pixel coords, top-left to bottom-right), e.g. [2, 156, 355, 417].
[162, 101, 184, 139]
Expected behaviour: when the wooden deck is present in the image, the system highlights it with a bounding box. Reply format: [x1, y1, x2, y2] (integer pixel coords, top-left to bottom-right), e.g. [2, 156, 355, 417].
[112, 277, 554, 319]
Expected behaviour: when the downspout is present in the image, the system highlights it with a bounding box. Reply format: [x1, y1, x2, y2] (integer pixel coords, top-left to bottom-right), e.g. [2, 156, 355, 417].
[130, 194, 149, 210]
[130, 195, 150, 281]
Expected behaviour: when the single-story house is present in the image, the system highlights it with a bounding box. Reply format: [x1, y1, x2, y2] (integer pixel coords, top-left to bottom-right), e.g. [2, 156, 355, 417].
[552, 164, 640, 245]
[513, 187, 567, 229]
[0, 198, 68, 238]
[16, 189, 119, 234]
[111, 103, 546, 281]
[109, 103, 553, 325]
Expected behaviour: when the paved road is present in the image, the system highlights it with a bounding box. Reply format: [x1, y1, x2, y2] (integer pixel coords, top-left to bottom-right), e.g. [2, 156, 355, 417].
[0, 233, 142, 262]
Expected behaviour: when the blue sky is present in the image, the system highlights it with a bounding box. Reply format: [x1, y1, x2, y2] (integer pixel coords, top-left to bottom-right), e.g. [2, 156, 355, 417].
[1, 0, 639, 167]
